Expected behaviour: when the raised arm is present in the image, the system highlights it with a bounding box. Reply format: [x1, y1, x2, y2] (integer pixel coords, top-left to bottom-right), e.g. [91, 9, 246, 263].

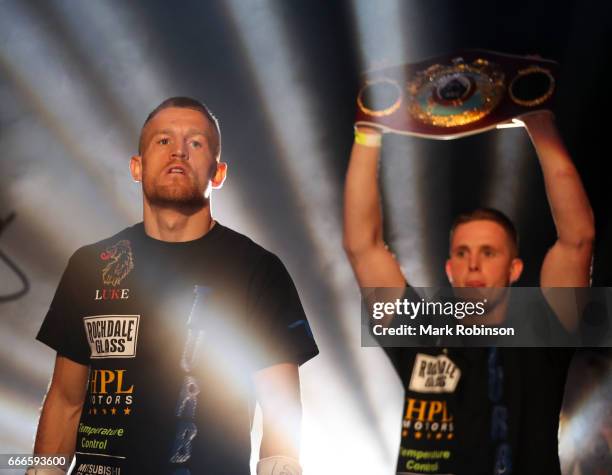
[33, 355, 89, 464]
[343, 127, 405, 289]
[521, 111, 595, 329]
[522, 111, 595, 286]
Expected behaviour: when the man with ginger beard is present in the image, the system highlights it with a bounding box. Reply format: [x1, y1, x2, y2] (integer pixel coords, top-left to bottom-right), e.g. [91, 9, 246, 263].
[32, 97, 318, 475]
[343, 111, 594, 474]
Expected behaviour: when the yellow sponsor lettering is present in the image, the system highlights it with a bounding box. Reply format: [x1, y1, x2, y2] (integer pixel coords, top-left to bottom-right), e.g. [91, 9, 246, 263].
[405, 398, 428, 421]
[98, 370, 115, 394]
[115, 370, 134, 394]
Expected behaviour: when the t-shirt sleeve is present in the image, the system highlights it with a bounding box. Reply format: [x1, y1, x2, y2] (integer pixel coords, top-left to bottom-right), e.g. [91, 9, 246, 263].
[247, 252, 318, 370]
[36, 251, 91, 365]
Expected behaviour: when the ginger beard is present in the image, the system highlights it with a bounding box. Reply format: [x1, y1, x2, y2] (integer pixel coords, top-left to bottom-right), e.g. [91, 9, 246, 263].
[142, 160, 208, 209]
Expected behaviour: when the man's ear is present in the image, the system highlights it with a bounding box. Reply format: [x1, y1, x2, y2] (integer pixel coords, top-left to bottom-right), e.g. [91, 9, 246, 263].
[509, 257, 524, 284]
[445, 259, 454, 285]
[211, 162, 227, 189]
[130, 155, 142, 182]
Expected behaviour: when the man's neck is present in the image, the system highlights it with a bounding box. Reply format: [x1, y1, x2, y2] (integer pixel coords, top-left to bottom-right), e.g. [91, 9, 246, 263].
[143, 201, 214, 242]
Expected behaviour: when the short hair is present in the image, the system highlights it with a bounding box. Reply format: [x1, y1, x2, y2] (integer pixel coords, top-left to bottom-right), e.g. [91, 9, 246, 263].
[138, 96, 221, 158]
[449, 208, 519, 255]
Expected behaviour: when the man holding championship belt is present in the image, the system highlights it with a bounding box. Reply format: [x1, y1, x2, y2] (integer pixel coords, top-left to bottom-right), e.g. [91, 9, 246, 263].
[32, 97, 318, 475]
[343, 52, 594, 474]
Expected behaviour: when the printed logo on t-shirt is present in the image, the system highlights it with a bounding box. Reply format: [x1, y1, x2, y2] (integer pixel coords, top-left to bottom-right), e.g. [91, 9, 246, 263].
[77, 422, 127, 457]
[402, 397, 454, 441]
[87, 369, 135, 417]
[84, 315, 140, 358]
[100, 240, 134, 286]
[408, 353, 461, 394]
[74, 463, 121, 475]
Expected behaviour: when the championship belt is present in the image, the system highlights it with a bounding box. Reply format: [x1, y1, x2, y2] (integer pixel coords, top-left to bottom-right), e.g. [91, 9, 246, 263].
[355, 49, 558, 139]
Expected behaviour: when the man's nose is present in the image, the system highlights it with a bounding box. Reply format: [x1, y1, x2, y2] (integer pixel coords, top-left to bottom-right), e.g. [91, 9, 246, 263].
[468, 254, 480, 271]
[171, 140, 188, 159]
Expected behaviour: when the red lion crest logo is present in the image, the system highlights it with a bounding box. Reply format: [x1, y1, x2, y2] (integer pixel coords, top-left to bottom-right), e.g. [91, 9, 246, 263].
[100, 240, 134, 286]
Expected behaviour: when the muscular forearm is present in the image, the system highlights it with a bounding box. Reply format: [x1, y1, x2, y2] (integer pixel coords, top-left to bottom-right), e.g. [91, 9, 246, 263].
[254, 363, 301, 462]
[258, 382, 301, 460]
[523, 112, 595, 247]
[259, 418, 300, 460]
[258, 411, 302, 475]
[34, 385, 83, 456]
[343, 128, 384, 255]
[34, 356, 88, 458]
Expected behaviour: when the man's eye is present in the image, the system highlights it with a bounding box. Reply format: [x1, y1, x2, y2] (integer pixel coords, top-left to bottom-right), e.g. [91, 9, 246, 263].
[190, 140, 202, 149]
[158, 138, 170, 145]
[483, 249, 495, 257]
[455, 250, 466, 258]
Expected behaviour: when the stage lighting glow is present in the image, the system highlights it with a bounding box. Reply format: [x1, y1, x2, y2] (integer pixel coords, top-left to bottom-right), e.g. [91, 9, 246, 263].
[0, 1, 262, 464]
[1, 3, 607, 475]
[558, 373, 612, 473]
[0, 1, 136, 225]
[0, 325, 54, 389]
[48, 1, 171, 131]
[484, 127, 531, 218]
[157, 291, 305, 472]
[349, 0, 435, 288]
[496, 118, 526, 129]
[349, 0, 412, 70]
[223, 2, 394, 472]
[0, 387, 41, 452]
[223, 0, 347, 276]
[0, 1, 260, 241]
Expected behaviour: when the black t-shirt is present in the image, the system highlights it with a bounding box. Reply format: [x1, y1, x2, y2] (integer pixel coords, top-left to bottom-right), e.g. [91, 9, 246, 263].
[37, 222, 318, 475]
[384, 289, 574, 475]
